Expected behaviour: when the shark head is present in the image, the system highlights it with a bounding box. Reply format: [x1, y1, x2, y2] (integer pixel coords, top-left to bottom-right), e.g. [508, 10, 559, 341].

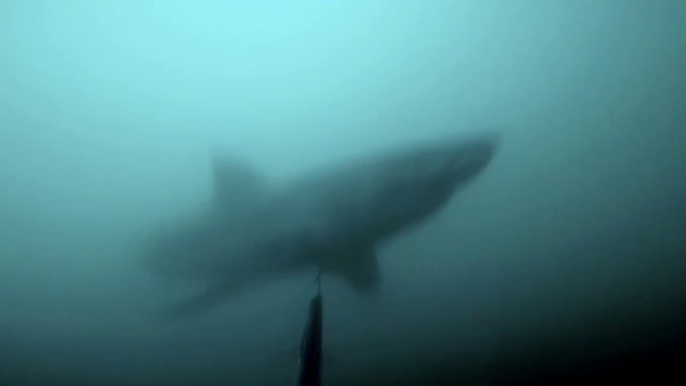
[416, 131, 500, 191]
[363, 132, 500, 238]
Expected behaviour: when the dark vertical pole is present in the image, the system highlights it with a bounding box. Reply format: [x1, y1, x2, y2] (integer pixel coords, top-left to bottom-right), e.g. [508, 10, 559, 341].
[297, 270, 324, 386]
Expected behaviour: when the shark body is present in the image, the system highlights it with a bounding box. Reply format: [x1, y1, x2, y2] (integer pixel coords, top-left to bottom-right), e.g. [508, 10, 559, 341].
[142, 132, 499, 318]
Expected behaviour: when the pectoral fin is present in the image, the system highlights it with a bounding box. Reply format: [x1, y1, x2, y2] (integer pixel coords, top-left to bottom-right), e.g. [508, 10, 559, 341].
[329, 246, 380, 293]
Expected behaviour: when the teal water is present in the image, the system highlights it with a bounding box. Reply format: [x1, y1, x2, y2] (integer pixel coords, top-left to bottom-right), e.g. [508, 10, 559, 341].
[1, 1, 684, 385]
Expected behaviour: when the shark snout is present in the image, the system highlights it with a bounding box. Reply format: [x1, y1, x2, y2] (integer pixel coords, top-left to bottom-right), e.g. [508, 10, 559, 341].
[468, 132, 499, 164]
[447, 132, 500, 181]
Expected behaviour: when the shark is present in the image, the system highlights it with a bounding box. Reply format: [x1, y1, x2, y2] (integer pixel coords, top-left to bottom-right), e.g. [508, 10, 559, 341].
[141, 132, 500, 319]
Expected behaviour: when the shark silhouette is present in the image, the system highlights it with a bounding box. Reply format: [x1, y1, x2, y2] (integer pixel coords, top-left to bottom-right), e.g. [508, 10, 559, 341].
[142, 132, 500, 319]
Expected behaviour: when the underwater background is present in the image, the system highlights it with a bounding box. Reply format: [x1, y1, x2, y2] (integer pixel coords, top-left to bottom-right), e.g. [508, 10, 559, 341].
[1, 0, 684, 385]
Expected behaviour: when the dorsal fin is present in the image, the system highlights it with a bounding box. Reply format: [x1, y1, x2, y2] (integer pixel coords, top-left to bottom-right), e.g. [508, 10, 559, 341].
[211, 153, 264, 210]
